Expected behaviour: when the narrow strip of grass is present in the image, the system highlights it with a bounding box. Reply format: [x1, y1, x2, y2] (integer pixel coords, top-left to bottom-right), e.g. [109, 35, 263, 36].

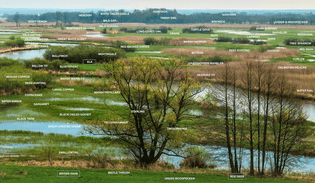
[0, 164, 311, 183]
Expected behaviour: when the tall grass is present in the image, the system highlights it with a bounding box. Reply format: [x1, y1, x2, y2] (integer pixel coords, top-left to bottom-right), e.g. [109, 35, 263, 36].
[0, 64, 52, 96]
[162, 48, 301, 60]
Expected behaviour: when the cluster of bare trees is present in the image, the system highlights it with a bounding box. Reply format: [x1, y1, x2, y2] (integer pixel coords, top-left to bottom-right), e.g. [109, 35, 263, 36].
[213, 60, 311, 176]
[81, 56, 311, 175]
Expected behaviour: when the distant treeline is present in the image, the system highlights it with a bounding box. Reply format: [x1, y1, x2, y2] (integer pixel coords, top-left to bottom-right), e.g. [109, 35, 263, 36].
[5, 9, 315, 24]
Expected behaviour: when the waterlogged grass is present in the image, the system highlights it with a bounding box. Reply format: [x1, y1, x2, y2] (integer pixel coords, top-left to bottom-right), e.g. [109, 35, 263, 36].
[0, 164, 311, 183]
[77, 64, 102, 71]
[0, 130, 120, 146]
[267, 53, 315, 67]
[0, 86, 129, 123]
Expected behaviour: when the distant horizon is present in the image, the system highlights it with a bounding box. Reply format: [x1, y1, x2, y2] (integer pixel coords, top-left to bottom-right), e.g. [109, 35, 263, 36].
[1, 8, 315, 10]
[0, 0, 314, 11]
[1, 8, 315, 16]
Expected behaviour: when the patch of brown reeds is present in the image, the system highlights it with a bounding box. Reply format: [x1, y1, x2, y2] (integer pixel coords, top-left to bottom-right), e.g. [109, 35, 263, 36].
[40, 34, 145, 44]
[44, 70, 107, 77]
[169, 38, 214, 46]
[40, 34, 214, 45]
[0, 88, 35, 96]
[34, 29, 80, 34]
[187, 60, 315, 100]
[0, 47, 34, 53]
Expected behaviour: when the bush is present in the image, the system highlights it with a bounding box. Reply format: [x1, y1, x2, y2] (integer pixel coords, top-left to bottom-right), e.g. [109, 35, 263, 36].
[4, 38, 25, 47]
[159, 29, 168, 33]
[284, 38, 315, 46]
[0, 57, 22, 67]
[4, 40, 17, 47]
[144, 37, 172, 45]
[179, 146, 215, 169]
[24, 58, 68, 71]
[15, 38, 25, 47]
[160, 26, 172, 30]
[232, 38, 250, 44]
[257, 45, 277, 53]
[216, 36, 233, 42]
[44, 44, 125, 63]
[0, 65, 51, 95]
[182, 26, 213, 34]
[185, 56, 233, 64]
[257, 46, 268, 53]
[249, 26, 257, 31]
[144, 37, 159, 45]
[158, 37, 172, 45]
[101, 28, 107, 34]
[119, 28, 128, 32]
[32, 71, 53, 89]
[252, 40, 266, 45]
[111, 40, 136, 52]
[180, 157, 209, 168]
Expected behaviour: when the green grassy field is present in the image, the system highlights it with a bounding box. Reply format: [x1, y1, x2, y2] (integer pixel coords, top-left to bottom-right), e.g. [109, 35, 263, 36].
[0, 164, 311, 183]
[0, 86, 128, 123]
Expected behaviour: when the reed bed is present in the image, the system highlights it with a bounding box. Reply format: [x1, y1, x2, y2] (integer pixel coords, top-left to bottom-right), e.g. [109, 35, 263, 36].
[40, 34, 214, 45]
[0, 47, 35, 53]
[162, 48, 301, 60]
[186, 61, 315, 99]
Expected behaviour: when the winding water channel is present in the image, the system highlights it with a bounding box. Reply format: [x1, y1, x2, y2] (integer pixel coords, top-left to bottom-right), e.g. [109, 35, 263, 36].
[0, 48, 314, 172]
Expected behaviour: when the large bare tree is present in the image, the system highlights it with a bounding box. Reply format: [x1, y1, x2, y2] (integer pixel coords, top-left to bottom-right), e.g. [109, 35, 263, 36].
[84, 57, 203, 167]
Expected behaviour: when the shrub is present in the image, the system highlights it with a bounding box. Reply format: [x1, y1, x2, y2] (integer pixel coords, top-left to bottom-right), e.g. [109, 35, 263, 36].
[32, 71, 53, 89]
[111, 40, 136, 52]
[158, 37, 172, 45]
[232, 38, 250, 44]
[119, 28, 128, 32]
[0, 65, 51, 95]
[101, 28, 107, 34]
[284, 38, 315, 46]
[24, 58, 68, 71]
[44, 44, 125, 63]
[0, 57, 22, 67]
[4, 38, 25, 47]
[216, 36, 233, 42]
[257, 46, 269, 53]
[4, 40, 17, 47]
[179, 146, 215, 169]
[182, 26, 213, 34]
[160, 26, 172, 30]
[180, 157, 209, 168]
[252, 40, 266, 45]
[249, 26, 257, 31]
[15, 38, 25, 47]
[159, 29, 168, 33]
[144, 37, 159, 45]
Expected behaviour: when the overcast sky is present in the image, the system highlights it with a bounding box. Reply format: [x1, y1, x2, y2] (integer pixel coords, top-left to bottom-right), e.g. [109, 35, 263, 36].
[0, 0, 314, 10]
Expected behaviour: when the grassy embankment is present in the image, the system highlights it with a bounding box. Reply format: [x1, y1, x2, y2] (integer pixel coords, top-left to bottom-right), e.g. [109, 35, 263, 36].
[0, 164, 313, 183]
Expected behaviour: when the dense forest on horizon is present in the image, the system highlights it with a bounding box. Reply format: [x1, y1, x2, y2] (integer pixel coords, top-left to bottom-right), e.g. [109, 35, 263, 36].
[2, 8, 315, 24]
